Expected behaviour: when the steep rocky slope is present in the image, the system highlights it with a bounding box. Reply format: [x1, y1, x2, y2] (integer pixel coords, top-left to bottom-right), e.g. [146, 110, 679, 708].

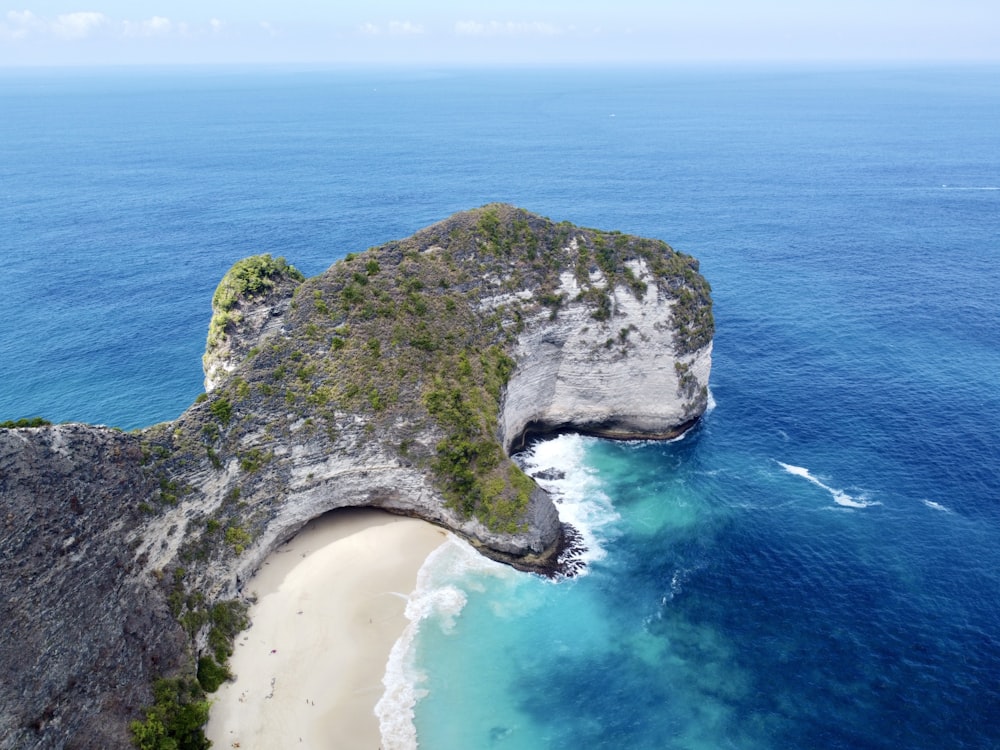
[0, 205, 712, 749]
[0, 425, 188, 749]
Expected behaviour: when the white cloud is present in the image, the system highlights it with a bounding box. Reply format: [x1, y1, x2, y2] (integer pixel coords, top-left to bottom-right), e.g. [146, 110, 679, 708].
[0, 9, 234, 50]
[122, 16, 173, 38]
[454, 20, 485, 36]
[388, 20, 424, 36]
[147, 16, 171, 34]
[360, 20, 424, 37]
[51, 11, 108, 40]
[259, 21, 280, 38]
[0, 10, 39, 40]
[0, 10, 228, 42]
[1, 9, 109, 41]
[454, 20, 563, 37]
[7, 9, 38, 27]
[7, 10, 32, 23]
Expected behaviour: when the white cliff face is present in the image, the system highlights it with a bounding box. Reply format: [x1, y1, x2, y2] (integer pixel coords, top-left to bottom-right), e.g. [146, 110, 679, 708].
[146, 411, 561, 601]
[203, 294, 294, 393]
[225, 441, 559, 595]
[266, 433, 556, 581]
[501, 263, 712, 452]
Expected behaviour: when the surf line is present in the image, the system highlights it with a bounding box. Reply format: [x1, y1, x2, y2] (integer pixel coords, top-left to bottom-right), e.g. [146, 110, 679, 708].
[777, 461, 877, 508]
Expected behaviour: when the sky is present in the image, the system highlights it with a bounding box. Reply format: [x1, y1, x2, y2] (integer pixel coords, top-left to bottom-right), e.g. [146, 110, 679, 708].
[1, 1, 999, 67]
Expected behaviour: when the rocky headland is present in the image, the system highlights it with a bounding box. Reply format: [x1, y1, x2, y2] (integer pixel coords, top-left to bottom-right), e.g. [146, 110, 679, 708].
[0, 205, 712, 749]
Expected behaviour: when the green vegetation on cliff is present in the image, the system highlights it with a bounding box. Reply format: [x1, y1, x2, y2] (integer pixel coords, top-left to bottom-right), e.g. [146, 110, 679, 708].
[174, 205, 713, 542]
[0, 417, 52, 428]
[205, 253, 304, 353]
[129, 677, 210, 750]
[128, 572, 249, 749]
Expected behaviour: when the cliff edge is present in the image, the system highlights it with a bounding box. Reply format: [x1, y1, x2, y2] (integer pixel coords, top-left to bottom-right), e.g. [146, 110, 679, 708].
[0, 205, 712, 749]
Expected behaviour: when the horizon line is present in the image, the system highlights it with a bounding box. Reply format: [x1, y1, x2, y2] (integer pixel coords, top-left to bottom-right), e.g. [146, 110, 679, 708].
[2, 58, 999, 72]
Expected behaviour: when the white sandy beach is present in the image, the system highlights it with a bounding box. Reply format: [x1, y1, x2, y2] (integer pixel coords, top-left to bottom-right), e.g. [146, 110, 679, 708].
[205, 508, 447, 750]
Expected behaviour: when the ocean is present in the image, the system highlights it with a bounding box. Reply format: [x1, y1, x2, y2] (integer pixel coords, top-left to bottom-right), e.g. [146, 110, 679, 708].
[2, 65, 999, 749]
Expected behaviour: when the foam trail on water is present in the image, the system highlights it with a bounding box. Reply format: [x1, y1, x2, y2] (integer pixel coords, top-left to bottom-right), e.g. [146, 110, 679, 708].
[376, 535, 512, 750]
[517, 433, 620, 567]
[777, 461, 878, 508]
[940, 185, 999, 190]
[922, 499, 951, 512]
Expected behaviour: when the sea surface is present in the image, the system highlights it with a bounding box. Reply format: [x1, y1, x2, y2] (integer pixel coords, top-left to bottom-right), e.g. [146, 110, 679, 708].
[2, 66, 999, 749]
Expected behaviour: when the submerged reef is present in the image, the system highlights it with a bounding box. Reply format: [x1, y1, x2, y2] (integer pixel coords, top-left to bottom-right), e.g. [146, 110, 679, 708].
[0, 205, 712, 748]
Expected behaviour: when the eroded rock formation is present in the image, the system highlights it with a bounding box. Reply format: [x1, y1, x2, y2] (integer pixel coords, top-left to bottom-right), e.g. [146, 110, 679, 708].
[0, 205, 712, 748]
[501, 261, 712, 451]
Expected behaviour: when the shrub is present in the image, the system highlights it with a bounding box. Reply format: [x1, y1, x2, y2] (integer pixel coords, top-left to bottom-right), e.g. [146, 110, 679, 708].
[196, 656, 230, 693]
[211, 254, 303, 314]
[208, 398, 232, 426]
[129, 677, 210, 750]
[206, 254, 303, 352]
[0, 417, 51, 428]
[239, 448, 271, 473]
[207, 600, 249, 659]
[224, 525, 252, 554]
[205, 446, 221, 469]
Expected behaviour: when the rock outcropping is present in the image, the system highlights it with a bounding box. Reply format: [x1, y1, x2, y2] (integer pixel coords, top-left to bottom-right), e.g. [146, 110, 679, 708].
[0, 205, 712, 749]
[501, 261, 712, 451]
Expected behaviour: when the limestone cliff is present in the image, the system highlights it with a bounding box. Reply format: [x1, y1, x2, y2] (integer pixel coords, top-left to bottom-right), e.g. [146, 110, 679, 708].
[0, 205, 712, 749]
[500, 259, 712, 451]
[201, 254, 304, 393]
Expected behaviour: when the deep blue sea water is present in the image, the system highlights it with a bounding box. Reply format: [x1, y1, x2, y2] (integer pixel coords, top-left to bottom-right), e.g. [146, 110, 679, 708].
[2, 66, 999, 748]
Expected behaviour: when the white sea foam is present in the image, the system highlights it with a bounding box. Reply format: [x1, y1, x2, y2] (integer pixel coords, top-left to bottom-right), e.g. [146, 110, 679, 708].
[516, 433, 620, 567]
[706, 387, 717, 413]
[922, 499, 951, 512]
[376, 535, 511, 750]
[378, 435, 617, 748]
[777, 461, 878, 508]
[668, 568, 688, 600]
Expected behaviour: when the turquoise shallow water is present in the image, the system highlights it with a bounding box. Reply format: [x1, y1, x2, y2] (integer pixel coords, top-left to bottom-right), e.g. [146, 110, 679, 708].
[2, 66, 999, 748]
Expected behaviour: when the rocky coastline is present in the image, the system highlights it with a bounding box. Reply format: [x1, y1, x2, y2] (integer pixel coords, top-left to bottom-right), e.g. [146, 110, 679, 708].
[0, 205, 712, 749]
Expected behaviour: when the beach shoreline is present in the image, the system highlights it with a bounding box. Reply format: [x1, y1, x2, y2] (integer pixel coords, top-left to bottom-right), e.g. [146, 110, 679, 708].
[205, 508, 448, 749]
